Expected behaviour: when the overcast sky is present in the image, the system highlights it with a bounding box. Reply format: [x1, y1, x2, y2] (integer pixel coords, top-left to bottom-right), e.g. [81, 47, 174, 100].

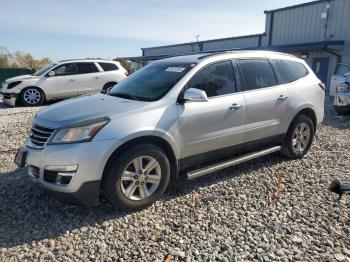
[0, 0, 314, 61]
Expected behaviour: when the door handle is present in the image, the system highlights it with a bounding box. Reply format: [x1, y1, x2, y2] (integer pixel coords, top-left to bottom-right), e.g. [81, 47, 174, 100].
[229, 103, 242, 110]
[277, 95, 288, 101]
[69, 79, 75, 82]
[95, 77, 99, 79]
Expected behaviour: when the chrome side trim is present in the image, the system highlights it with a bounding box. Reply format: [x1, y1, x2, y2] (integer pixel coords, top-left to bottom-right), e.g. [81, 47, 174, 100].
[186, 146, 281, 180]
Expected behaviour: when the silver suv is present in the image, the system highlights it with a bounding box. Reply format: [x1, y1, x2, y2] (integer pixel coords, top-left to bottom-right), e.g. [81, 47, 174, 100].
[15, 51, 325, 210]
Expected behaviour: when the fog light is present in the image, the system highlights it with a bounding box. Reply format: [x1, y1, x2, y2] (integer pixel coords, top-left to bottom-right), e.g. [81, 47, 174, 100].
[44, 165, 78, 185]
[56, 174, 73, 185]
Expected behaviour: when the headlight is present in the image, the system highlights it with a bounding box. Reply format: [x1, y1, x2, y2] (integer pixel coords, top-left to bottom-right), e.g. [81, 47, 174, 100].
[7, 81, 22, 89]
[336, 83, 350, 93]
[48, 117, 110, 144]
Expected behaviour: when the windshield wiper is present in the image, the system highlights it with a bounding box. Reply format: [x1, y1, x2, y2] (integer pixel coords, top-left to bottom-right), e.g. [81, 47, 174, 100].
[110, 92, 140, 101]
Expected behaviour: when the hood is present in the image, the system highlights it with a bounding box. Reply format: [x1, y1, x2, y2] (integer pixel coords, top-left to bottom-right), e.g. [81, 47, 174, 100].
[5, 74, 39, 82]
[36, 93, 147, 128]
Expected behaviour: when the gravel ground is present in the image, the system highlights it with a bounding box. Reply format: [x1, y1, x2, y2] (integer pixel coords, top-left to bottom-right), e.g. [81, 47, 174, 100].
[0, 98, 350, 262]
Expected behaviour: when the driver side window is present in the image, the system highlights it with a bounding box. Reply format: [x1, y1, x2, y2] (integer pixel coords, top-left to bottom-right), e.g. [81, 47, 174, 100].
[52, 63, 77, 76]
[187, 61, 237, 97]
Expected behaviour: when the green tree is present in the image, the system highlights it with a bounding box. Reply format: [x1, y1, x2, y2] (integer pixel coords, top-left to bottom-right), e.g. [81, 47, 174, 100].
[114, 58, 131, 72]
[0, 47, 52, 70]
[0, 46, 12, 68]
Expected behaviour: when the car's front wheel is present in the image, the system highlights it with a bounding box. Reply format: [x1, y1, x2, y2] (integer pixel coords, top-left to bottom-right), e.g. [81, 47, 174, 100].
[20, 87, 45, 106]
[102, 144, 171, 210]
[281, 114, 314, 159]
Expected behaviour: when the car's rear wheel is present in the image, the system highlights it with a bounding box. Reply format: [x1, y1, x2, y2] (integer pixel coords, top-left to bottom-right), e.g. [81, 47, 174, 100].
[281, 114, 314, 159]
[102, 144, 170, 210]
[102, 82, 117, 94]
[20, 87, 45, 106]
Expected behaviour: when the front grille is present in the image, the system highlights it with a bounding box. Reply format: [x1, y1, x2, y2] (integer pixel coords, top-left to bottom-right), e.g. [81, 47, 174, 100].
[30, 124, 55, 148]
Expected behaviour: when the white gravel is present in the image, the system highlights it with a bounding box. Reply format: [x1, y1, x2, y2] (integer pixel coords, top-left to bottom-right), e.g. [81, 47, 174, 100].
[0, 98, 350, 261]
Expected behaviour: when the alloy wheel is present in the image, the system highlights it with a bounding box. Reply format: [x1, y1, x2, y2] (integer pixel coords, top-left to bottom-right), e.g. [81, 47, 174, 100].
[292, 122, 311, 153]
[120, 156, 161, 201]
[23, 89, 41, 105]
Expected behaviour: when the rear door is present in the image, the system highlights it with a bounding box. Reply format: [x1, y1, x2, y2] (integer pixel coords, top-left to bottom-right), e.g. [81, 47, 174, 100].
[177, 60, 246, 158]
[75, 62, 102, 95]
[237, 58, 289, 143]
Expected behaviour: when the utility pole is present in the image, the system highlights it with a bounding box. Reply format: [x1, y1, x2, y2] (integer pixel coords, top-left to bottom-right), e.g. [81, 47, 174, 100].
[195, 34, 200, 42]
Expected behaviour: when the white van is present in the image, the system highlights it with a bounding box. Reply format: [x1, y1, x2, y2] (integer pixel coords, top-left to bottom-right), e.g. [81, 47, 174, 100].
[0, 59, 128, 106]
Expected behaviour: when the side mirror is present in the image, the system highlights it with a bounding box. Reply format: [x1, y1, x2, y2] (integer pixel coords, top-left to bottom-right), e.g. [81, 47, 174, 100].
[183, 88, 208, 102]
[48, 71, 55, 77]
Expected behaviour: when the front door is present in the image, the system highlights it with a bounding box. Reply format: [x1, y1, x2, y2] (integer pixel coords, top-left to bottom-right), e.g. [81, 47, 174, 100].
[41, 63, 78, 99]
[312, 57, 329, 90]
[237, 59, 289, 142]
[177, 60, 246, 158]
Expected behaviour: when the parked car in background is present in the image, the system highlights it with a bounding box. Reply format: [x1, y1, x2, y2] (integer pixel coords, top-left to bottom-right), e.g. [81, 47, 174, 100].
[15, 51, 324, 210]
[333, 74, 350, 114]
[330, 63, 350, 97]
[0, 59, 128, 106]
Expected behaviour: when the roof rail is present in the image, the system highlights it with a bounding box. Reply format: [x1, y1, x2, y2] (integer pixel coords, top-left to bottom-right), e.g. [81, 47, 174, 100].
[197, 50, 239, 60]
[59, 58, 106, 62]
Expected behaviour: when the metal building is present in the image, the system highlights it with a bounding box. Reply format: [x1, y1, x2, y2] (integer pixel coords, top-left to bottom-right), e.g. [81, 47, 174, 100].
[126, 0, 350, 90]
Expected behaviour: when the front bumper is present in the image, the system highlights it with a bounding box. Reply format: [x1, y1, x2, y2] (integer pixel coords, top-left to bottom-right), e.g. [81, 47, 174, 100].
[0, 92, 18, 107]
[333, 92, 350, 113]
[20, 138, 123, 206]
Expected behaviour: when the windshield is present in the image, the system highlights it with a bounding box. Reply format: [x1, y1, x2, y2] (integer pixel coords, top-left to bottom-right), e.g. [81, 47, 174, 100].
[33, 63, 57, 76]
[109, 61, 193, 101]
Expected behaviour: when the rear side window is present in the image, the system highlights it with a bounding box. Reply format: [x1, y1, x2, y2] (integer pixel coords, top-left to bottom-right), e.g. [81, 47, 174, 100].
[187, 61, 236, 97]
[99, 62, 119, 71]
[273, 60, 308, 84]
[76, 63, 99, 74]
[238, 59, 277, 91]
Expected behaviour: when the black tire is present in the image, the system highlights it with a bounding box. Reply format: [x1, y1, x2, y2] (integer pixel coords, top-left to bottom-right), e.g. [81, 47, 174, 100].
[281, 114, 314, 159]
[20, 87, 45, 106]
[102, 82, 117, 94]
[102, 144, 171, 210]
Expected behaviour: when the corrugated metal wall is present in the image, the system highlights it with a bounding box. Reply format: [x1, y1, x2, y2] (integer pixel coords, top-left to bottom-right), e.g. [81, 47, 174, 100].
[270, 0, 350, 45]
[143, 35, 261, 56]
[202, 36, 259, 51]
[143, 43, 200, 56]
[142, 0, 350, 61]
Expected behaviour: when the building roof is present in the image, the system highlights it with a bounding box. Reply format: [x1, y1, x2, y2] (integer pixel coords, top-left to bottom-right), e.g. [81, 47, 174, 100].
[264, 0, 334, 14]
[141, 34, 264, 51]
[125, 40, 344, 62]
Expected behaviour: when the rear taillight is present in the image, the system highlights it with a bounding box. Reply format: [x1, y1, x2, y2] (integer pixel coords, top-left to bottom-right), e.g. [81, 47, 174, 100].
[318, 82, 326, 91]
[124, 71, 129, 77]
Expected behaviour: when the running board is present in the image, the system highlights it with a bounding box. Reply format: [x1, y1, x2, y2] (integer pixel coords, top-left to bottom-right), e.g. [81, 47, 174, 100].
[186, 146, 281, 180]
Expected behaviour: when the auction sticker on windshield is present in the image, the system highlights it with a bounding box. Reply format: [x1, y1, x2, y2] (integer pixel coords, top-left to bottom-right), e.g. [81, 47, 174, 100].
[165, 67, 186, 73]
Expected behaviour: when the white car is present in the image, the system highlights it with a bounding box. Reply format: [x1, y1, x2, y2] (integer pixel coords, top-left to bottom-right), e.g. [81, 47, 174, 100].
[330, 63, 350, 97]
[0, 59, 129, 106]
